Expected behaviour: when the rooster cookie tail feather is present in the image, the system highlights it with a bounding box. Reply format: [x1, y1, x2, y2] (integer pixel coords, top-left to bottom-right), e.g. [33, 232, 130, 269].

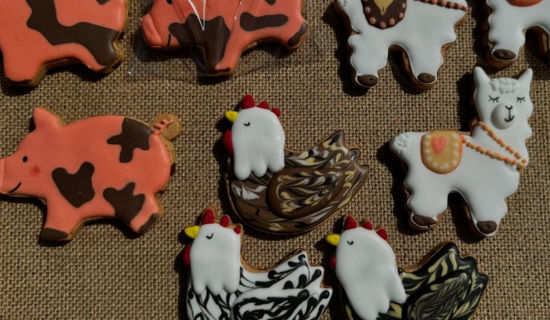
[152, 114, 182, 140]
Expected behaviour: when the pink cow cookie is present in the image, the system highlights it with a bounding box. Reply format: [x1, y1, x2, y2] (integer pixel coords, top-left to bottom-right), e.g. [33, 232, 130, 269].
[141, 0, 310, 76]
[0, 0, 127, 86]
[0, 108, 181, 241]
[391, 67, 534, 237]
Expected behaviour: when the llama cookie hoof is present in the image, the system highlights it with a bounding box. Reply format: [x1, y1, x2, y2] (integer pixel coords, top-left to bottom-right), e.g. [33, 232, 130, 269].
[337, 0, 468, 89]
[141, 0, 310, 76]
[485, 0, 550, 67]
[357, 75, 379, 87]
[326, 216, 488, 320]
[184, 208, 332, 320]
[0, 108, 181, 241]
[222, 95, 367, 235]
[391, 67, 534, 237]
[411, 214, 437, 229]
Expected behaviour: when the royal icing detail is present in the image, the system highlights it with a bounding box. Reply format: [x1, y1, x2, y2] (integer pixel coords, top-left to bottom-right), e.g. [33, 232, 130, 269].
[0, 108, 180, 241]
[223, 96, 368, 235]
[0, 0, 126, 85]
[184, 209, 332, 320]
[141, 0, 309, 75]
[421, 131, 464, 174]
[326, 216, 405, 320]
[224, 95, 285, 180]
[391, 67, 533, 236]
[330, 233, 488, 320]
[486, 0, 550, 64]
[336, 0, 468, 88]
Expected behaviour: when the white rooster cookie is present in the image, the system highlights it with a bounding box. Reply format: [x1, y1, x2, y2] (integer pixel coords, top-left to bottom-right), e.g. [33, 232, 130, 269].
[391, 67, 534, 236]
[183, 208, 332, 320]
[336, 0, 469, 89]
[485, 0, 550, 67]
[326, 215, 489, 320]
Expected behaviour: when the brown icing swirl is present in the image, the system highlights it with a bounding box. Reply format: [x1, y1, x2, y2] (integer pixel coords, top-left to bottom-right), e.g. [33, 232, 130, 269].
[225, 131, 367, 235]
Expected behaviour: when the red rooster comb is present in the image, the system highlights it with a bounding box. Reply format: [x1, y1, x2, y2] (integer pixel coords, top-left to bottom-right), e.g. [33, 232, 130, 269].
[240, 95, 281, 117]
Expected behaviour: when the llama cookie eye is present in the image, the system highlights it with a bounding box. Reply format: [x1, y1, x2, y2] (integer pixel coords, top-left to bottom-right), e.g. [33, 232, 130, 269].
[390, 67, 533, 237]
[489, 95, 499, 103]
[221, 95, 367, 235]
[517, 97, 526, 103]
[326, 216, 489, 320]
[491, 104, 517, 129]
[184, 208, 332, 319]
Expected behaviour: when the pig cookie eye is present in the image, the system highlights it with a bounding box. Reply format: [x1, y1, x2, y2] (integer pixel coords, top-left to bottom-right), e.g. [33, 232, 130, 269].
[244, 122, 251, 127]
[489, 96, 499, 103]
[206, 233, 214, 240]
[347, 240, 354, 245]
[22, 156, 28, 163]
[517, 97, 526, 103]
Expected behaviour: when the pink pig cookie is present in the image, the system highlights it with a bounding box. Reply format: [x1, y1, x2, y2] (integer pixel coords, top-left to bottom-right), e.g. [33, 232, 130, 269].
[0, 108, 181, 241]
[0, 0, 127, 86]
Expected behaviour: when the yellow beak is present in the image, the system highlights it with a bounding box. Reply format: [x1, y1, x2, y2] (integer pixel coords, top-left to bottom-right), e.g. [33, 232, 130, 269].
[185, 225, 200, 239]
[326, 234, 340, 246]
[225, 111, 239, 123]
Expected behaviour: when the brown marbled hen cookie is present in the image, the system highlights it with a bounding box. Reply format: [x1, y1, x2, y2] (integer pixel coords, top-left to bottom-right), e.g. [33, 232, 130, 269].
[221, 95, 367, 235]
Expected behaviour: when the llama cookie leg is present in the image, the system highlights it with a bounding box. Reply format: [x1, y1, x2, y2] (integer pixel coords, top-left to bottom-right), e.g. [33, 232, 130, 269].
[407, 187, 447, 229]
[349, 34, 388, 87]
[488, 13, 525, 63]
[466, 193, 508, 236]
[405, 42, 445, 87]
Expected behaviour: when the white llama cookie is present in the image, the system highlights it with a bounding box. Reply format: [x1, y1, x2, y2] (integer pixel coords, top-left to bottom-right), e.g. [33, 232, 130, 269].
[183, 209, 332, 320]
[336, 0, 469, 89]
[486, 0, 550, 67]
[391, 67, 533, 236]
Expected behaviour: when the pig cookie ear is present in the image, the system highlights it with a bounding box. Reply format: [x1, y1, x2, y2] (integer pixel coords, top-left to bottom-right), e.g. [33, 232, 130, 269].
[33, 108, 62, 130]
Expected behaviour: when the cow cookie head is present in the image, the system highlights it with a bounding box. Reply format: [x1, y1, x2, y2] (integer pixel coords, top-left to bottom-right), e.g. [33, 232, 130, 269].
[326, 216, 405, 320]
[224, 95, 285, 180]
[184, 209, 243, 295]
[473, 67, 533, 162]
[0, 108, 62, 196]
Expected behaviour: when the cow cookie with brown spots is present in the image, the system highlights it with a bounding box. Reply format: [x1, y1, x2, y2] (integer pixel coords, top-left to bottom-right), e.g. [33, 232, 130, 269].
[0, 0, 127, 86]
[0, 108, 181, 241]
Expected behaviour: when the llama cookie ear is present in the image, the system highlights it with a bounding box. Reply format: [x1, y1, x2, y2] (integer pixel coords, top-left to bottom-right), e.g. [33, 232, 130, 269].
[185, 208, 332, 320]
[473, 67, 490, 87]
[391, 68, 534, 237]
[222, 96, 368, 236]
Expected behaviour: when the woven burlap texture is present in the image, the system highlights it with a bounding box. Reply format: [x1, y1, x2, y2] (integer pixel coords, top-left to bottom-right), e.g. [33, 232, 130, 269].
[0, 0, 548, 319]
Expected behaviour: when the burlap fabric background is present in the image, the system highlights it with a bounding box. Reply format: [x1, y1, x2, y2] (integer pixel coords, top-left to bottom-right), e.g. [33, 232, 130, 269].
[0, 0, 548, 319]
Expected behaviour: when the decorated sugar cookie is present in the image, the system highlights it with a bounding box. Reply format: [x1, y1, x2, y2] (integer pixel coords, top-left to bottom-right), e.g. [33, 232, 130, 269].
[0, 0, 127, 86]
[326, 216, 488, 320]
[485, 0, 550, 67]
[391, 67, 534, 236]
[183, 209, 332, 320]
[336, 0, 469, 89]
[0, 108, 181, 241]
[141, 0, 309, 76]
[222, 95, 367, 235]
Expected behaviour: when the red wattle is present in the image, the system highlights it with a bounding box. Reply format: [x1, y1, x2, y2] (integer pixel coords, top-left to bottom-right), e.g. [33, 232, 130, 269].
[223, 130, 234, 155]
[329, 256, 336, 270]
[183, 245, 192, 266]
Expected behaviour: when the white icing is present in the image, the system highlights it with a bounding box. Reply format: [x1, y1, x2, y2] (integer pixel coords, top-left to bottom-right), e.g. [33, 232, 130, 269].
[189, 223, 242, 295]
[336, 0, 467, 85]
[391, 67, 533, 236]
[187, 250, 332, 320]
[335, 227, 406, 320]
[231, 107, 285, 180]
[487, 0, 550, 60]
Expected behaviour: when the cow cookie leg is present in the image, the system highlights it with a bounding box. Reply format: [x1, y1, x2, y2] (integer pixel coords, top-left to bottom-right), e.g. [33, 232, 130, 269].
[349, 34, 389, 87]
[407, 186, 448, 229]
[488, 13, 524, 62]
[128, 196, 161, 235]
[466, 193, 507, 236]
